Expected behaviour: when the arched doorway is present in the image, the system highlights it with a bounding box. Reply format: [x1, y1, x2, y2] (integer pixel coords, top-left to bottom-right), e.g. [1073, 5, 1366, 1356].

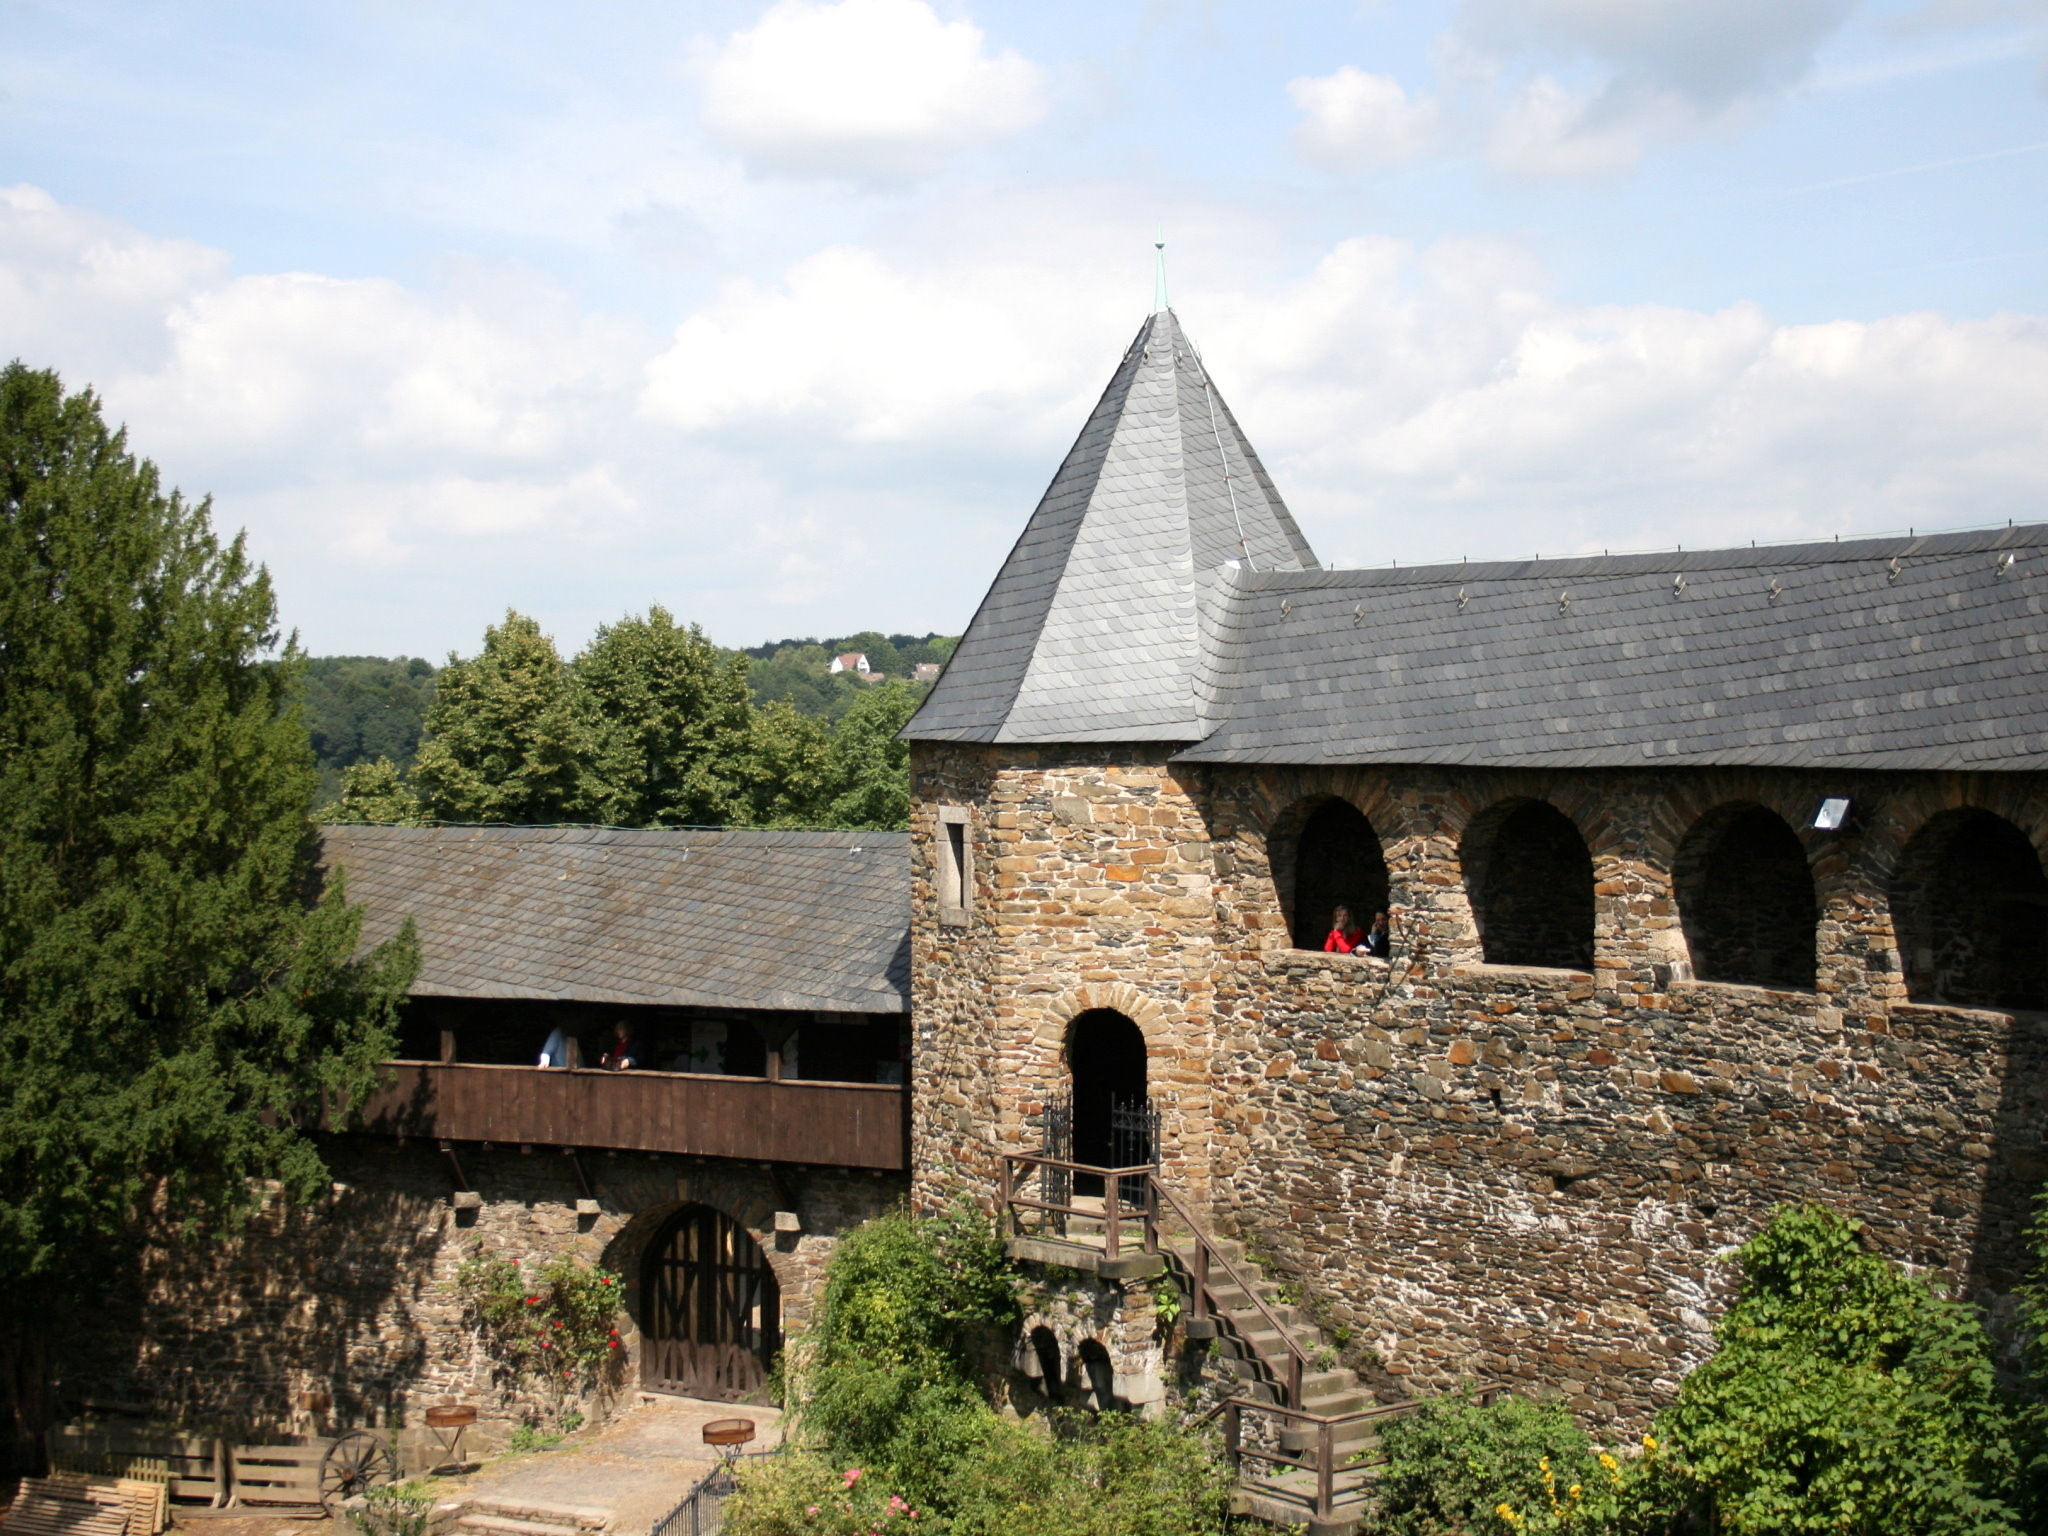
[640, 1204, 780, 1402]
[1676, 804, 1817, 990]
[1892, 810, 2048, 1010]
[1065, 1010, 1150, 1193]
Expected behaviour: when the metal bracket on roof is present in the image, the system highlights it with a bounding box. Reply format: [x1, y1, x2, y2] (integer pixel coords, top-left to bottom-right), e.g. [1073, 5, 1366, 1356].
[1887, 556, 1903, 584]
[1672, 574, 1687, 598]
[1768, 577, 1784, 605]
[1352, 603, 1367, 625]
[1997, 551, 2017, 576]
[1279, 598, 1292, 618]
[1457, 587, 1469, 609]
[1557, 591, 1572, 614]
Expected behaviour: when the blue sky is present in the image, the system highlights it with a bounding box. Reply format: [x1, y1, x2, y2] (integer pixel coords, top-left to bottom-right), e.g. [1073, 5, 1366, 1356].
[4, 0, 2046, 656]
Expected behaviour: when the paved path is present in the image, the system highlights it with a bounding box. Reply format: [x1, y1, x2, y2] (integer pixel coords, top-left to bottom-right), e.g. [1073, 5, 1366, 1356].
[453, 1395, 782, 1534]
[166, 1397, 782, 1536]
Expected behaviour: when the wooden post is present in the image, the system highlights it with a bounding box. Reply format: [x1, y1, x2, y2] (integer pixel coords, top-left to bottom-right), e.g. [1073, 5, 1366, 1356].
[997, 1158, 1014, 1240]
[1223, 1401, 1241, 1477]
[1316, 1419, 1334, 1522]
[1193, 1241, 1210, 1325]
[439, 1029, 457, 1064]
[1287, 1353, 1302, 1411]
[1102, 1172, 1120, 1260]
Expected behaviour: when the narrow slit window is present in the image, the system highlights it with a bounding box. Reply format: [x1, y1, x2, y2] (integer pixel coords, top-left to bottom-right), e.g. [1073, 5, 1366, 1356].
[938, 808, 972, 926]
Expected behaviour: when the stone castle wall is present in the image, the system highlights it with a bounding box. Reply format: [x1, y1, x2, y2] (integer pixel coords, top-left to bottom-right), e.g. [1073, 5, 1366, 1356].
[909, 743, 2048, 1426]
[65, 1139, 903, 1448]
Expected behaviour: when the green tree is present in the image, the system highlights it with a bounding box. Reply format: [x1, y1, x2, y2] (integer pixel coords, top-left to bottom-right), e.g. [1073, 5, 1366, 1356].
[577, 607, 756, 827]
[412, 611, 611, 824]
[326, 757, 426, 825]
[0, 364, 417, 1472]
[743, 701, 833, 827]
[821, 680, 919, 831]
[1659, 1204, 2026, 1535]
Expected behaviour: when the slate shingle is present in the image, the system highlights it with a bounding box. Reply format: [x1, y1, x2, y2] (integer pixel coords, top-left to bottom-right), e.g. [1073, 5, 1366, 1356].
[318, 825, 910, 1013]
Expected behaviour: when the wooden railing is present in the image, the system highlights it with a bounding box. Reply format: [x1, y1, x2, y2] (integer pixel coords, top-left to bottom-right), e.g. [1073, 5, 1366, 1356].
[353, 1061, 909, 1170]
[998, 1152, 1315, 1409]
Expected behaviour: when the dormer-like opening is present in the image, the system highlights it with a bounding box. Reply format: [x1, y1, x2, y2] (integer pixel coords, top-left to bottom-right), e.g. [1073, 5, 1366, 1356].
[1892, 809, 2047, 1010]
[1281, 797, 1391, 952]
[1462, 799, 1595, 971]
[1676, 804, 1817, 990]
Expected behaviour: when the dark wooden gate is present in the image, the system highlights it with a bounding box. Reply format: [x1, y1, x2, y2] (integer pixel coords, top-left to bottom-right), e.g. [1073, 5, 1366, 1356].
[641, 1205, 781, 1402]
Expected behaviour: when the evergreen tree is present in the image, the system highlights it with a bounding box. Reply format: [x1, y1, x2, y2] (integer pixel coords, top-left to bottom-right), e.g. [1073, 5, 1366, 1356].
[0, 364, 418, 1472]
[411, 611, 612, 824]
[578, 607, 756, 827]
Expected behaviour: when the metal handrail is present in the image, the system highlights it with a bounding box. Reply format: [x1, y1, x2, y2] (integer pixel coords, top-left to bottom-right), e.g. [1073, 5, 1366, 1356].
[998, 1153, 1313, 1408]
[1146, 1177, 1315, 1409]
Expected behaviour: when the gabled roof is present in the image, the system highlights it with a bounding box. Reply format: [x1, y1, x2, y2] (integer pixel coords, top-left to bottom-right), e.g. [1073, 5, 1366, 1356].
[906, 308, 1317, 743]
[1175, 525, 2048, 771]
[319, 824, 910, 1014]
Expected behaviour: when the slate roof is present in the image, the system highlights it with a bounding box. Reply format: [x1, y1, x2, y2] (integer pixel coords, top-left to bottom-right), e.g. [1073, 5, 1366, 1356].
[906, 308, 1317, 744]
[1179, 525, 2048, 770]
[319, 824, 910, 1014]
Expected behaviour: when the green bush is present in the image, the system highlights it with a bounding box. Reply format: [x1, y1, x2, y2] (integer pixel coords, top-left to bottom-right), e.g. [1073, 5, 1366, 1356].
[1657, 1204, 2026, 1535]
[345, 1485, 436, 1536]
[1376, 1391, 1627, 1536]
[455, 1246, 626, 1420]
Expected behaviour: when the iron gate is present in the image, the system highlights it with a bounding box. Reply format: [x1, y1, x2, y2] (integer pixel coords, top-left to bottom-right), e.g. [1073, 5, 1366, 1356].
[1042, 1094, 1158, 1209]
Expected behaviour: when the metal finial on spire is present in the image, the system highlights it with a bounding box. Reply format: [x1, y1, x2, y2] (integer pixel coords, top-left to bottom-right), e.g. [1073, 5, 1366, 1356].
[1153, 226, 1168, 313]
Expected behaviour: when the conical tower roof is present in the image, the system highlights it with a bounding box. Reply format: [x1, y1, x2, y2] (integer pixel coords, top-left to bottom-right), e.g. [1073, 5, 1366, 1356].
[906, 308, 1317, 743]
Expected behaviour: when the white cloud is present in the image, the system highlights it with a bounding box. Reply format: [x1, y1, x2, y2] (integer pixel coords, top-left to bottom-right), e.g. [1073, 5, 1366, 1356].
[1485, 74, 1693, 177]
[1287, 66, 1443, 170]
[698, 0, 1046, 183]
[1460, 0, 1857, 110]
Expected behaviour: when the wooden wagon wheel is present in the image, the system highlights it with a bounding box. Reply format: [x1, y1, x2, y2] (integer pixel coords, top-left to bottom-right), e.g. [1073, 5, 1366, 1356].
[320, 1429, 397, 1510]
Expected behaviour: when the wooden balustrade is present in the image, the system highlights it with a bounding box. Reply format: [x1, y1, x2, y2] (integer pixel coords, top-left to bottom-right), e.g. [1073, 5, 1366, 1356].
[349, 1061, 908, 1170]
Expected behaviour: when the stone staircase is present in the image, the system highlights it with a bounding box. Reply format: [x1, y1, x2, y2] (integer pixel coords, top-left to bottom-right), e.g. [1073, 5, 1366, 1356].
[1153, 1229, 1392, 1535]
[449, 1494, 612, 1536]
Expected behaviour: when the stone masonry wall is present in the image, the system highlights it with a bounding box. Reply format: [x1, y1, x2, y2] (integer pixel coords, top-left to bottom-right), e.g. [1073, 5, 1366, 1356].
[910, 744, 2048, 1427]
[65, 1139, 903, 1449]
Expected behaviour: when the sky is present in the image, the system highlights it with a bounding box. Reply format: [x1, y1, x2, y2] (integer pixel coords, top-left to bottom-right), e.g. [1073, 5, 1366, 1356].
[4, 0, 2046, 658]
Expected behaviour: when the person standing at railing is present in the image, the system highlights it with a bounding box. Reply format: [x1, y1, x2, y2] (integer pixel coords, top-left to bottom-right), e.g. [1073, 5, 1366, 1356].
[599, 1020, 639, 1071]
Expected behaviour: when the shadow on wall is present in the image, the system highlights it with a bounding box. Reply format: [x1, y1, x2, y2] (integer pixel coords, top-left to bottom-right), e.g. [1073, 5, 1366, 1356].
[61, 1137, 446, 1437]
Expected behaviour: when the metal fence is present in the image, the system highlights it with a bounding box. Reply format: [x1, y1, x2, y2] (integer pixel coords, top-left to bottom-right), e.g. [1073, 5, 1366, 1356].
[649, 1450, 779, 1536]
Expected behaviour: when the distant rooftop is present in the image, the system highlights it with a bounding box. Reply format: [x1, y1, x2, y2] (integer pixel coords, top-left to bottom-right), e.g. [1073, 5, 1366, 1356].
[320, 824, 910, 1014]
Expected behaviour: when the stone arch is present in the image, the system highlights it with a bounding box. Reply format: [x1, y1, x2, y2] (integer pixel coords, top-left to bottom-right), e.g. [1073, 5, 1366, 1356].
[601, 1180, 797, 1373]
[1675, 802, 1818, 990]
[1459, 797, 1596, 970]
[1265, 794, 1392, 950]
[1237, 768, 1414, 950]
[1891, 807, 2048, 1011]
[1065, 1009, 1149, 1175]
[1035, 982, 1170, 1052]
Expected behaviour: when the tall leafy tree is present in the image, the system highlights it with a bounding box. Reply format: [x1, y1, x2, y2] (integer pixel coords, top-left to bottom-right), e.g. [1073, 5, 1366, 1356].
[578, 607, 756, 827]
[744, 700, 833, 827]
[0, 365, 417, 1471]
[411, 611, 610, 824]
[821, 679, 919, 831]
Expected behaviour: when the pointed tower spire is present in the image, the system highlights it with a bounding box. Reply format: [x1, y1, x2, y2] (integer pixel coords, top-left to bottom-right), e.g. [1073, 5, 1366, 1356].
[906, 308, 1318, 745]
[1153, 227, 1168, 313]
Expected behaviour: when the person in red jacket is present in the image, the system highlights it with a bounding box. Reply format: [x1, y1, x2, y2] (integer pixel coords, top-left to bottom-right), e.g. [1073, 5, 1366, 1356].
[1323, 905, 1367, 954]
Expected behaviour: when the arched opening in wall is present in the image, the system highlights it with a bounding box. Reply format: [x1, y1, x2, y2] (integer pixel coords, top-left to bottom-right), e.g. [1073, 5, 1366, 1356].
[1065, 1010, 1150, 1193]
[1676, 804, 1817, 990]
[1075, 1338, 1117, 1411]
[1286, 798, 1391, 952]
[640, 1204, 780, 1402]
[1463, 800, 1595, 971]
[1892, 810, 2048, 1011]
[1027, 1326, 1064, 1405]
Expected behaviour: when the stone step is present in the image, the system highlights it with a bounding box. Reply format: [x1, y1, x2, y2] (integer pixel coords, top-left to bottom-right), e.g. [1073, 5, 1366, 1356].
[457, 1515, 591, 1536]
[460, 1498, 611, 1532]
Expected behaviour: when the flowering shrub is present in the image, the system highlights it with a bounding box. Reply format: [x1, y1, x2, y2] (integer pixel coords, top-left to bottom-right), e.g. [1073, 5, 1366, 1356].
[456, 1247, 625, 1420]
[721, 1455, 924, 1536]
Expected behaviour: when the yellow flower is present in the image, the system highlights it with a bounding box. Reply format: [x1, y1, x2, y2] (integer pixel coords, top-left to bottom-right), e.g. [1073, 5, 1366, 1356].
[1642, 1433, 1658, 1452]
[1599, 1453, 1618, 1471]
[1568, 1485, 1582, 1499]
[1495, 1504, 1521, 1526]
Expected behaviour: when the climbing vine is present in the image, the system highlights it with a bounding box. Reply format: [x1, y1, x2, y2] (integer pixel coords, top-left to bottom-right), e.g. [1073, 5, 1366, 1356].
[455, 1248, 626, 1419]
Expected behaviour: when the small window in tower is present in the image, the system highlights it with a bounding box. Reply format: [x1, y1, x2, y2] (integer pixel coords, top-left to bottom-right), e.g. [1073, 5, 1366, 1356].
[937, 806, 972, 927]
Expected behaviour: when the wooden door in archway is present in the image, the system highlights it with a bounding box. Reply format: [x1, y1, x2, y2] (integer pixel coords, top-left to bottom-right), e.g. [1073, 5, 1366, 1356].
[641, 1205, 781, 1401]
